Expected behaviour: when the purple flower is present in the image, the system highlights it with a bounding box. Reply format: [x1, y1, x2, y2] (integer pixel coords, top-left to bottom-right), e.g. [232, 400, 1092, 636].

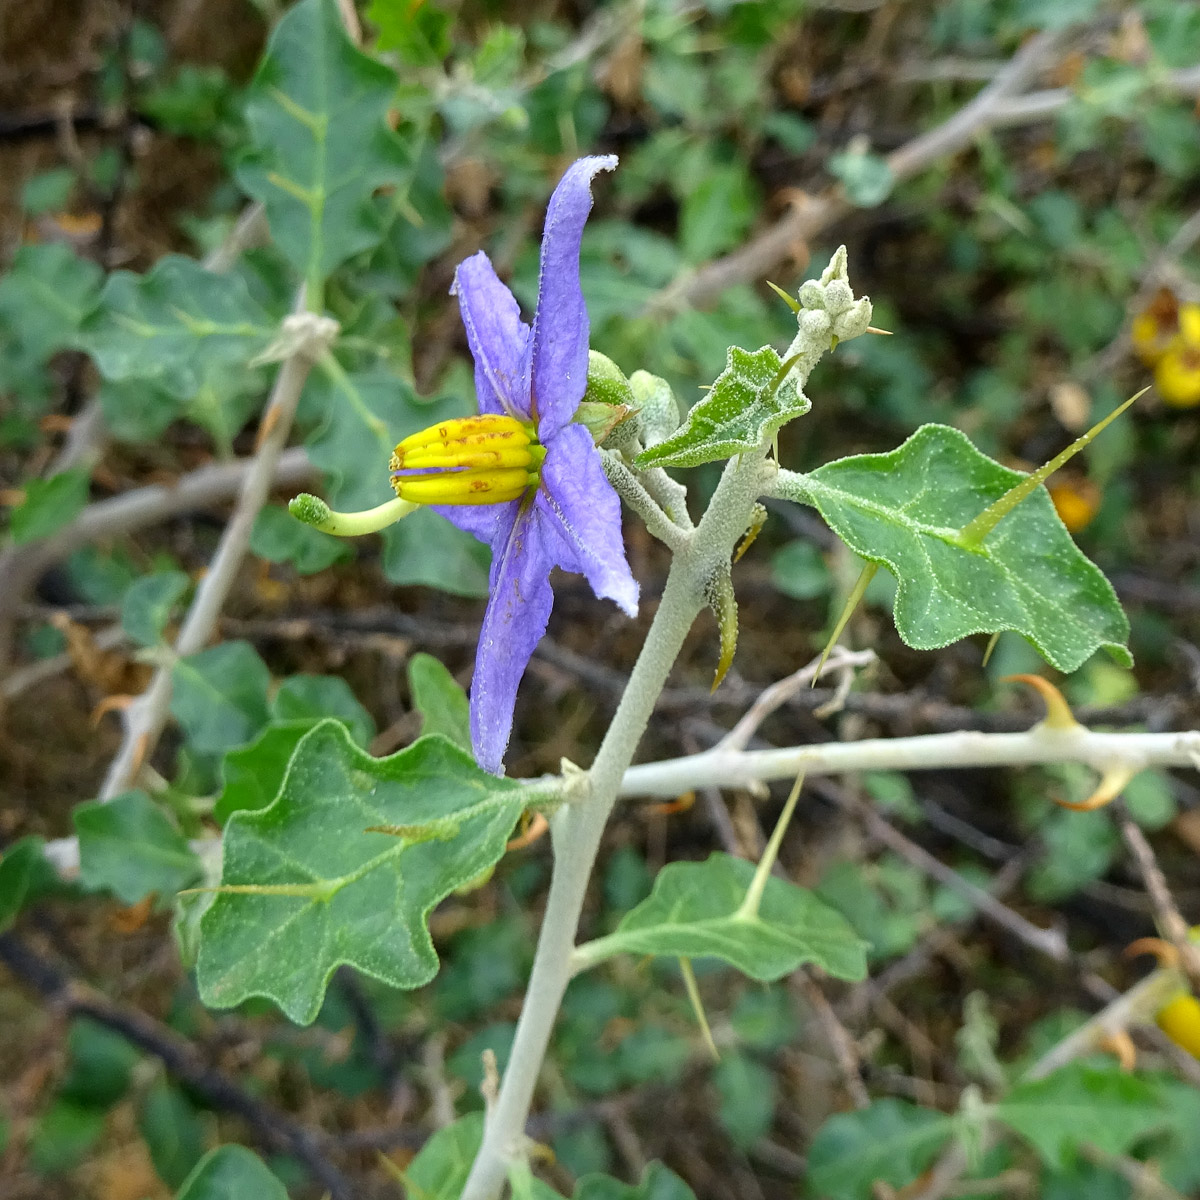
[441, 156, 638, 773]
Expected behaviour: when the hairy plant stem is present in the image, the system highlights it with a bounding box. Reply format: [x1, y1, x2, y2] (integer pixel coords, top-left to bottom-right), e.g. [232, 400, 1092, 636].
[460, 449, 775, 1200]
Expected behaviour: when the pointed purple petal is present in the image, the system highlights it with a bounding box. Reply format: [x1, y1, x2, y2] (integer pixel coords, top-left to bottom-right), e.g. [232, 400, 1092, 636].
[433, 499, 521, 549]
[451, 251, 532, 420]
[528, 155, 617, 439]
[539, 423, 638, 616]
[468, 504, 556, 773]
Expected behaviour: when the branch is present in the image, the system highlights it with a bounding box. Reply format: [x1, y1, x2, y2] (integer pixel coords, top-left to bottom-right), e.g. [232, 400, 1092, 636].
[619, 726, 1200, 798]
[646, 37, 1200, 313]
[99, 310, 336, 799]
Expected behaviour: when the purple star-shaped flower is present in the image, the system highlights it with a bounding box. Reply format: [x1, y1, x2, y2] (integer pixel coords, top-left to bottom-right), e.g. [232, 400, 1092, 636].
[441, 155, 639, 773]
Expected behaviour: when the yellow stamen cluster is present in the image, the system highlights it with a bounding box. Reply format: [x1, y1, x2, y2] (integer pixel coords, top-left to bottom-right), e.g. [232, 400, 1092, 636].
[1131, 289, 1200, 408]
[389, 414, 543, 505]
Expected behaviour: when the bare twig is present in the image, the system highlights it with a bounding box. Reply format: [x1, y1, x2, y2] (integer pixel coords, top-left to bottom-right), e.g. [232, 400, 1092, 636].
[99, 309, 336, 799]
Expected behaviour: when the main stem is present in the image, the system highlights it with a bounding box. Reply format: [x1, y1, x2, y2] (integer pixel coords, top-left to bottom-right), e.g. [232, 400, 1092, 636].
[460, 451, 772, 1200]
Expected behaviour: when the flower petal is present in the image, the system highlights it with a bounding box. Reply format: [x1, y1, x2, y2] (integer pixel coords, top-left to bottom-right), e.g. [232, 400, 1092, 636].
[468, 502, 556, 773]
[433, 499, 521, 547]
[539, 423, 639, 617]
[528, 155, 617, 438]
[451, 251, 532, 420]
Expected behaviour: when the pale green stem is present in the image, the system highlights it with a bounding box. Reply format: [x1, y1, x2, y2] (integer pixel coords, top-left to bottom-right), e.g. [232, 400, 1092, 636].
[288, 492, 418, 536]
[459, 448, 777, 1200]
[736, 769, 806, 920]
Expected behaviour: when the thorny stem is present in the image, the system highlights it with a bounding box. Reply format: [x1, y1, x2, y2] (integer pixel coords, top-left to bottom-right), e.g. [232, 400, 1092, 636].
[460, 448, 776, 1200]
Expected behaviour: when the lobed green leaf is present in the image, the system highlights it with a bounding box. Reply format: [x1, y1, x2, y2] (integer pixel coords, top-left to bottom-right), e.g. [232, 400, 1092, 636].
[635, 345, 810, 469]
[196, 721, 530, 1024]
[573, 853, 867, 982]
[238, 0, 409, 296]
[80, 255, 274, 398]
[792, 424, 1131, 672]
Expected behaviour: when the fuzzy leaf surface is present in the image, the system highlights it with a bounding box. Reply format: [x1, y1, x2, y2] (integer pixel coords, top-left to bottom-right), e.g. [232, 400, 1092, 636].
[995, 1064, 1169, 1169]
[175, 1145, 288, 1200]
[237, 0, 409, 291]
[80, 255, 274, 398]
[793, 424, 1130, 672]
[574, 854, 867, 981]
[807, 1099, 955, 1200]
[635, 345, 809, 469]
[197, 722, 528, 1023]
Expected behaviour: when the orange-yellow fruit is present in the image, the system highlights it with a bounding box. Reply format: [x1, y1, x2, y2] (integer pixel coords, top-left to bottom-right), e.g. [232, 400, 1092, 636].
[1156, 992, 1200, 1058]
[1130, 287, 1180, 366]
[1048, 479, 1101, 533]
[1155, 342, 1200, 409]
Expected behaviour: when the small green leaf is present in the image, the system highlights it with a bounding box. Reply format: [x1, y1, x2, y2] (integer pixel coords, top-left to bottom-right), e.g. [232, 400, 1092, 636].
[139, 1079, 207, 1189]
[791, 425, 1131, 673]
[574, 1163, 697, 1200]
[175, 1145, 288, 1200]
[573, 854, 867, 982]
[251, 504, 353, 574]
[9, 470, 90, 544]
[408, 652, 471, 751]
[197, 722, 529, 1024]
[0, 836, 50, 932]
[807, 1099, 955, 1200]
[635, 346, 810, 469]
[828, 148, 895, 208]
[714, 1052, 775, 1148]
[81, 255, 274, 398]
[216, 722, 316, 823]
[74, 791, 201, 904]
[382, 507, 491, 598]
[122, 570, 191, 647]
[996, 1064, 1169, 1169]
[170, 642, 272, 757]
[270, 673, 375, 745]
[60, 1018, 140, 1106]
[238, 0, 409, 297]
[0, 243, 102, 360]
[29, 1100, 106, 1175]
[399, 1113, 483, 1200]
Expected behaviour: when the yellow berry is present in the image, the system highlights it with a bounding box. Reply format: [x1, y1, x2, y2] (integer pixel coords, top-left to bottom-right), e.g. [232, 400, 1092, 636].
[1155, 342, 1200, 409]
[1048, 479, 1100, 533]
[1156, 992, 1200, 1059]
[1130, 287, 1179, 367]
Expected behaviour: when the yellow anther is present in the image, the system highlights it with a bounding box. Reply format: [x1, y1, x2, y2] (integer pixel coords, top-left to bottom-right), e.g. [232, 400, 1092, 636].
[393, 466, 533, 506]
[389, 414, 541, 506]
[392, 414, 533, 460]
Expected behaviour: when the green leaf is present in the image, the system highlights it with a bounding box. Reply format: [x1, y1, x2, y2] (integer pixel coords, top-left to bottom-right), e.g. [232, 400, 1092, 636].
[573, 854, 868, 982]
[0, 836, 50, 932]
[170, 641, 272, 757]
[196, 722, 529, 1024]
[828, 148, 895, 207]
[399, 1113, 483, 1199]
[60, 1017, 140, 1106]
[270, 673, 375, 745]
[382, 507, 491, 598]
[792, 425, 1131, 672]
[216, 721, 315, 823]
[238, 0, 409, 297]
[251, 503, 353, 574]
[679, 162, 758, 263]
[139, 1079, 207, 1189]
[175, 1145, 288, 1200]
[408, 652, 471, 750]
[635, 346, 810, 469]
[0, 243, 102, 360]
[806, 1099, 955, 1200]
[714, 1052, 775, 1148]
[74, 791, 201, 904]
[81, 255, 274, 398]
[9, 469, 90, 544]
[29, 1100, 106, 1175]
[995, 1064, 1169, 1169]
[575, 1163, 697, 1200]
[122, 570, 191, 647]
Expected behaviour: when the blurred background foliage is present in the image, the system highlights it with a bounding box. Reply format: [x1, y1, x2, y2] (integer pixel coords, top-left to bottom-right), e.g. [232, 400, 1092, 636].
[1, 0, 1200, 1197]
